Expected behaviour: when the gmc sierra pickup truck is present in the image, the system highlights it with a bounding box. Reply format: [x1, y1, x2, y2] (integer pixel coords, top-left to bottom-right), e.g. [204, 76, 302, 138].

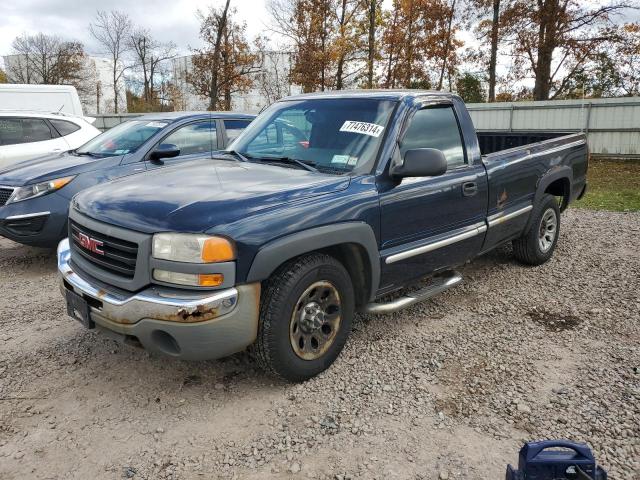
[57, 91, 588, 381]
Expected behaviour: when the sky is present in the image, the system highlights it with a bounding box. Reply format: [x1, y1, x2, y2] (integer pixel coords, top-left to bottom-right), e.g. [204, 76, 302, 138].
[1, 0, 638, 71]
[0, 0, 274, 61]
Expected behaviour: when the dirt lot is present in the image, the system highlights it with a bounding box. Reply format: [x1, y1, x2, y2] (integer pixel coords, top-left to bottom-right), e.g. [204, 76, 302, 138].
[0, 209, 638, 480]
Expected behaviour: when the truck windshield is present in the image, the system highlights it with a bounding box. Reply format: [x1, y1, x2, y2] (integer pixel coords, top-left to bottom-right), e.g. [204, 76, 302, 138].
[228, 98, 396, 174]
[76, 120, 168, 157]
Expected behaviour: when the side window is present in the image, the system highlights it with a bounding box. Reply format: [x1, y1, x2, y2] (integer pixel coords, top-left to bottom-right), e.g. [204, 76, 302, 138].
[161, 120, 216, 157]
[251, 123, 280, 149]
[223, 119, 252, 143]
[50, 119, 81, 137]
[0, 118, 53, 146]
[400, 107, 466, 168]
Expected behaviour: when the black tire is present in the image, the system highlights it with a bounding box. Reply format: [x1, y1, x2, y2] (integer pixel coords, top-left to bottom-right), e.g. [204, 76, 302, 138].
[255, 253, 354, 382]
[512, 194, 561, 266]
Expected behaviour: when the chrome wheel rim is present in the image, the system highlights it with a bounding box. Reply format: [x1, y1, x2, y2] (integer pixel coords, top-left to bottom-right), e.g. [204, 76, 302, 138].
[290, 281, 341, 361]
[538, 208, 557, 252]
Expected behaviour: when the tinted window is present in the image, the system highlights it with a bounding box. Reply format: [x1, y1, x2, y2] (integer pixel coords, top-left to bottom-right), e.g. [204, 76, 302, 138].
[161, 120, 215, 156]
[50, 119, 81, 137]
[231, 99, 396, 174]
[0, 118, 53, 146]
[400, 107, 466, 167]
[77, 120, 168, 156]
[223, 119, 251, 142]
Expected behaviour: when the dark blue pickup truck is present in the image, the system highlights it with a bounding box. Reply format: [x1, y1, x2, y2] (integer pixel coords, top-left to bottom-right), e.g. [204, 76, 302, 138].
[58, 91, 588, 381]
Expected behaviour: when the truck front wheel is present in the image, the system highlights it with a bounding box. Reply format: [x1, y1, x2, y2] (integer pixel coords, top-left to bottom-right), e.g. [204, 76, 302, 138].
[512, 194, 561, 266]
[255, 253, 354, 382]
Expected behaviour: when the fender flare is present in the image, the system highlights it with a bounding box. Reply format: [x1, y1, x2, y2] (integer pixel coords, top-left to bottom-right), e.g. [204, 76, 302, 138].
[526, 166, 573, 230]
[246, 222, 380, 301]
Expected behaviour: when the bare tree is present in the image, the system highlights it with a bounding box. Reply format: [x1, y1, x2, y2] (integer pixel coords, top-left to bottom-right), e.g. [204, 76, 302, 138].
[437, 0, 458, 90]
[89, 10, 132, 113]
[8, 33, 87, 88]
[466, 0, 507, 101]
[128, 28, 176, 106]
[255, 39, 294, 104]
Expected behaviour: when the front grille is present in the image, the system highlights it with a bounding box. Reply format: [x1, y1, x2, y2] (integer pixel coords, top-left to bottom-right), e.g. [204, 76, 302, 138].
[0, 188, 14, 206]
[70, 220, 138, 278]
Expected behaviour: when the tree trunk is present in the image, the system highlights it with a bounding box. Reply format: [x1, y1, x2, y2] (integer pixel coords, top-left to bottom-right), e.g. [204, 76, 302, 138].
[367, 0, 376, 89]
[438, 0, 457, 90]
[533, 0, 557, 100]
[488, 0, 500, 102]
[208, 0, 231, 110]
[113, 66, 119, 113]
[336, 56, 345, 90]
[533, 45, 554, 100]
[384, 7, 399, 88]
[334, 0, 348, 90]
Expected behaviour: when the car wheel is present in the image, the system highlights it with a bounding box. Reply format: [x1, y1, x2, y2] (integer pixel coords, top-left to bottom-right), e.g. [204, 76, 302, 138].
[255, 253, 354, 382]
[512, 194, 561, 266]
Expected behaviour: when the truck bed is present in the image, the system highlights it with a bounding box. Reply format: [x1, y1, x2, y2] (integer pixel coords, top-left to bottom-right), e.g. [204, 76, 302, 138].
[477, 131, 572, 156]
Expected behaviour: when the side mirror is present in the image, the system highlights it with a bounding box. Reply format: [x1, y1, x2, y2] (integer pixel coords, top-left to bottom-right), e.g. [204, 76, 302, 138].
[391, 148, 448, 178]
[150, 143, 180, 162]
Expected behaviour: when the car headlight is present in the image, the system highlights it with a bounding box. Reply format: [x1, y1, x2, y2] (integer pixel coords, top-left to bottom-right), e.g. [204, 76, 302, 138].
[152, 233, 236, 263]
[9, 176, 75, 203]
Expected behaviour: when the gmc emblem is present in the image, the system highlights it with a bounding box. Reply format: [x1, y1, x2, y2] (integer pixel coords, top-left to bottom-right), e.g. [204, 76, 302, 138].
[76, 232, 104, 255]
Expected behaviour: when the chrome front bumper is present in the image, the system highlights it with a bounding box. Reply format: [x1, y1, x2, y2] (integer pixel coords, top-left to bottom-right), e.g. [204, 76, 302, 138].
[57, 238, 260, 360]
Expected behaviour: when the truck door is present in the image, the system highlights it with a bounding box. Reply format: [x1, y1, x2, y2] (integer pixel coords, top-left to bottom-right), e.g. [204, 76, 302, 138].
[378, 103, 488, 290]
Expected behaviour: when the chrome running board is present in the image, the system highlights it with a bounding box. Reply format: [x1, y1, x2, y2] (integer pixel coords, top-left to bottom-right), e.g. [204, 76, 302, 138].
[361, 270, 463, 315]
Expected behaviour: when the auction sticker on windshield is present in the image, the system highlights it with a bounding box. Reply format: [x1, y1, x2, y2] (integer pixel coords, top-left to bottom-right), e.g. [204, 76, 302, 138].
[339, 121, 385, 137]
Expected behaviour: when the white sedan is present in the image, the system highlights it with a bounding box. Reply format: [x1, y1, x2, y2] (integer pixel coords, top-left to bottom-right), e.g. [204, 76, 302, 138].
[0, 112, 101, 169]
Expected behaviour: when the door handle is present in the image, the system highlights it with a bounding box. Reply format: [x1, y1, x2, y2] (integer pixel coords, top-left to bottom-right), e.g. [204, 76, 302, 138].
[462, 182, 478, 197]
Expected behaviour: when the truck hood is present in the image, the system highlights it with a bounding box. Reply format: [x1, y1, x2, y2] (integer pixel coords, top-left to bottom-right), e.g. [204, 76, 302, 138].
[0, 152, 123, 186]
[73, 159, 351, 233]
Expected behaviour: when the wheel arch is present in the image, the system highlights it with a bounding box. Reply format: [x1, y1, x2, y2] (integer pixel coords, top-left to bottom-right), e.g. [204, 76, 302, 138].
[245, 222, 380, 303]
[535, 167, 572, 212]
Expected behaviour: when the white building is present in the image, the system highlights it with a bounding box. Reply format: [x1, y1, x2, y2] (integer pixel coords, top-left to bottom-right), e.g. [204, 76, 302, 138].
[170, 51, 302, 113]
[2, 54, 126, 115]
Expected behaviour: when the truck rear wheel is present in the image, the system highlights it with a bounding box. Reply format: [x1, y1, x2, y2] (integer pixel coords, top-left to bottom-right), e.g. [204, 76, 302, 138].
[512, 194, 560, 266]
[255, 253, 354, 382]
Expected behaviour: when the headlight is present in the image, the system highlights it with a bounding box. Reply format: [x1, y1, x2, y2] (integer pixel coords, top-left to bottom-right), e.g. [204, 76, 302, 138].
[9, 176, 75, 203]
[152, 233, 236, 263]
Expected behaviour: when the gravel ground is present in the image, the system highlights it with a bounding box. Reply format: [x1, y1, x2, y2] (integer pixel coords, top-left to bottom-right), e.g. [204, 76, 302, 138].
[0, 208, 638, 480]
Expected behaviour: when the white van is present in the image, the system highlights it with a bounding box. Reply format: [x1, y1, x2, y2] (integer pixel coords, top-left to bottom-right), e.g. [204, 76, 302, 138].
[0, 84, 85, 117]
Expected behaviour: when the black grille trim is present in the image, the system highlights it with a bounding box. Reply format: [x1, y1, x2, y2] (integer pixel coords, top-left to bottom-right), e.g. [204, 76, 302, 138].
[70, 220, 139, 279]
[0, 187, 14, 206]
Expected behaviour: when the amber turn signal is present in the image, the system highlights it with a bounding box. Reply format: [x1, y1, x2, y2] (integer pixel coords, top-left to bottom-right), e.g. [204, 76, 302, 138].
[198, 273, 224, 287]
[201, 237, 235, 263]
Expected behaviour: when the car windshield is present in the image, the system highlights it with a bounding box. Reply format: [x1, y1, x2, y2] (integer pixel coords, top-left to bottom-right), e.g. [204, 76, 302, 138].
[228, 98, 396, 174]
[76, 120, 168, 156]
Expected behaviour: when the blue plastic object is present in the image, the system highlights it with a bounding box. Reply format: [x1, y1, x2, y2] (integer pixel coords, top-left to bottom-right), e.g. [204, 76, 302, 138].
[506, 440, 607, 480]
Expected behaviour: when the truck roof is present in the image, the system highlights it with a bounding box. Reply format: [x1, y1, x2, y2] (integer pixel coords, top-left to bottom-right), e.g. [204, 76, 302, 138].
[281, 89, 458, 102]
[137, 111, 256, 122]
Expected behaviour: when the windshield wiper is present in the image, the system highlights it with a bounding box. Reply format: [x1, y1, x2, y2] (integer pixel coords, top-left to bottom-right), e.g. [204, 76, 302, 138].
[221, 150, 249, 162]
[250, 155, 318, 172]
[74, 150, 102, 158]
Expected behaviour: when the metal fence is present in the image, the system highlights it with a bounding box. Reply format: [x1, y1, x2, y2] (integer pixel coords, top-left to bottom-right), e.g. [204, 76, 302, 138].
[91, 113, 144, 131]
[466, 97, 640, 158]
[91, 96, 640, 158]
